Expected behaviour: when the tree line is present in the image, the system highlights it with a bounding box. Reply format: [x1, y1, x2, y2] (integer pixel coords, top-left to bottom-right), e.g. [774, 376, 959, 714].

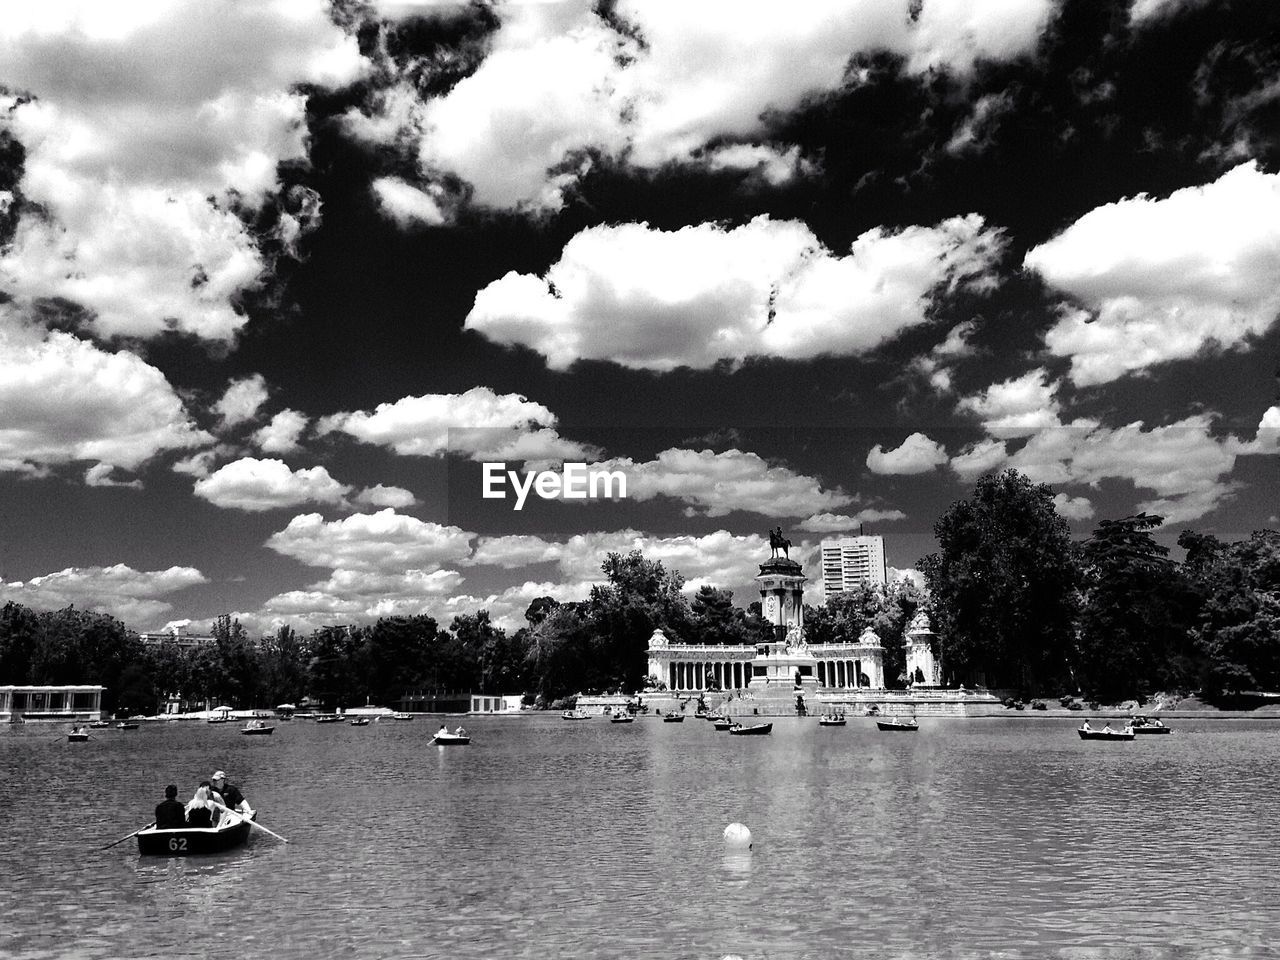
[2, 469, 1276, 712]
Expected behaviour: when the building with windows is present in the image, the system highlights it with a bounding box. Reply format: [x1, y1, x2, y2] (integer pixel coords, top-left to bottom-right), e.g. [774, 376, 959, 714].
[1, 685, 105, 722]
[819, 535, 887, 595]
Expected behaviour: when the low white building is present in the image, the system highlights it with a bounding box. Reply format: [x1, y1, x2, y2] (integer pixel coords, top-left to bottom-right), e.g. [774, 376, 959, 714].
[470, 694, 523, 714]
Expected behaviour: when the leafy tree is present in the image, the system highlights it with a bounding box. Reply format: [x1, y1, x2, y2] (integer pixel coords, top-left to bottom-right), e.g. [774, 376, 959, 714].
[1183, 530, 1280, 698]
[919, 469, 1080, 693]
[1077, 514, 1196, 702]
[587, 550, 693, 691]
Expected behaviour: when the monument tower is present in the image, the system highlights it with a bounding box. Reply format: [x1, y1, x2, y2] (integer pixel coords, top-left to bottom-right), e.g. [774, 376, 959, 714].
[749, 527, 819, 698]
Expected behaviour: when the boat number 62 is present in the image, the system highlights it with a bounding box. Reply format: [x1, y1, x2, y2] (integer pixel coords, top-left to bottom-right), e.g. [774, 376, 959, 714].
[168, 837, 188, 851]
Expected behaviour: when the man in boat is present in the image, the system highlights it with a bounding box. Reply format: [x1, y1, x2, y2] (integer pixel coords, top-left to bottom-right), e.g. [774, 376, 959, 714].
[210, 770, 250, 815]
[1081, 718, 1093, 732]
[155, 784, 186, 830]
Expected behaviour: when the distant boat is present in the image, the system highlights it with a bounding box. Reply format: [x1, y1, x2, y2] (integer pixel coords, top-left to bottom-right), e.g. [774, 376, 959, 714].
[241, 720, 274, 736]
[68, 728, 90, 742]
[876, 717, 918, 732]
[115, 722, 139, 730]
[391, 712, 414, 721]
[610, 713, 634, 724]
[1078, 724, 1135, 741]
[712, 718, 735, 731]
[1130, 716, 1172, 734]
[314, 714, 343, 724]
[561, 709, 591, 720]
[728, 722, 772, 736]
[662, 714, 685, 723]
[206, 716, 232, 725]
[818, 715, 847, 726]
[88, 720, 111, 728]
[431, 729, 470, 745]
[349, 717, 371, 726]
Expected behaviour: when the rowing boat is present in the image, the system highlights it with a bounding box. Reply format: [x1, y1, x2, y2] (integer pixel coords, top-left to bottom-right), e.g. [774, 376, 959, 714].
[1078, 725, 1135, 741]
[817, 715, 847, 726]
[431, 731, 470, 745]
[241, 720, 274, 736]
[136, 811, 256, 856]
[728, 722, 772, 736]
[876, 717, 918, 732]
[662, 714, 685, 723]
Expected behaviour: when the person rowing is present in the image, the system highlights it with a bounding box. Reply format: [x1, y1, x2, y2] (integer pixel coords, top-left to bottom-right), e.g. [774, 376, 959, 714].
[210, 770, 250, 815]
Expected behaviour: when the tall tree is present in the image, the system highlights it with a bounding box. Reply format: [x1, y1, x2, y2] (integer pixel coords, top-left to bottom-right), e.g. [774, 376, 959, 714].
[919, 469, 1080, 693]
[1182, 529, 1280, 698]
[1077, 514, 1195, 702]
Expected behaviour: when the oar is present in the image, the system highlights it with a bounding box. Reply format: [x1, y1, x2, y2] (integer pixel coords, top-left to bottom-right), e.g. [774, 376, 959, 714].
[103, 822, 154, 850]
[212, 801, 290, 843]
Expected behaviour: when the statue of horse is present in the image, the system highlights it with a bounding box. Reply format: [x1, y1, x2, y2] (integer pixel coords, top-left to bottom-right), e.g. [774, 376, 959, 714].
[768, 526, 791, 559]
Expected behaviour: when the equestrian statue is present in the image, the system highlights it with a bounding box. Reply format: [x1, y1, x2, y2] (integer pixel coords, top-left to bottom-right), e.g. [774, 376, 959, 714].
[768, 526, 791, 560]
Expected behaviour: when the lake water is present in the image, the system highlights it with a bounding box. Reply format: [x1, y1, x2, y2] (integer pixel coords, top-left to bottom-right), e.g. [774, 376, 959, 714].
[3, 716, 1279, 959]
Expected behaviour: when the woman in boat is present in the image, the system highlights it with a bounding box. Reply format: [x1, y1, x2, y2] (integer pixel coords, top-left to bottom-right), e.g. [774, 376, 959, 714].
[437, 724, 450, 738]
[185, 782, 217, 828]
[454, 726, 466, 737]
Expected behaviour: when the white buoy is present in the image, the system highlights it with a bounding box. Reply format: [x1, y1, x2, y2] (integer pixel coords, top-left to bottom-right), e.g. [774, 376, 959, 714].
[723, 822, 752, 850]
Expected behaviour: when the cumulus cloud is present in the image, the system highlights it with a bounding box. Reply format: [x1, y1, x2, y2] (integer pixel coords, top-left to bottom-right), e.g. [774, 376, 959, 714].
[1, 563, 207, 626]
[912, 319, 977, 392]
[318, 386, 594, 463]
[467, 528, 805, 595]
[352, 484, 418, 509]
[1053, 492, 1096, 521]
[1128, 0, 1213, 25]
[797, 510, 908, 532]
[956, 368, 1061, 438]
[866, 433, 949, 475]
[466, 215, 1003, 370]
[356, 0, 1058, 212]
[193, 457, 352, 512]
[950, 405, 1260, 523]
[1026, 163, 1280, 386]
[371, 176, 449, 227]
[215, 374, 269, 428]
[0, 322, 211, 477]
[0, 0, 365, 341]
[597, 448, 850, 518]
[265, 509, 474, 573]
[1233, 405, 1280, 456]
[252, 409, 309, 454]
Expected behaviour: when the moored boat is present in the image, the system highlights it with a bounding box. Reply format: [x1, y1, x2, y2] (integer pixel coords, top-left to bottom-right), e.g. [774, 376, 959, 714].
[136, 811, 256, 856]
[1078, 723, 1135, 741]
[241, 720, 274, 736]
[728, 722, 772, 736]
[876, 717, 918, 732]
[1129, 715, 1172, 734]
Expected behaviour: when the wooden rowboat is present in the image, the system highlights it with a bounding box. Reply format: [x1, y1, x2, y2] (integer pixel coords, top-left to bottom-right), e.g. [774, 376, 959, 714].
[609, 713, 634, 724]
[68, 731, 90, 742]
[115, 722, 139, 730]
[349, 717, 371, 726]
[1130, 716, 1172, 734]
[136, 811, 255, 856]
[431, 731, 470, 745]
[876, 718, 918, 732]
[1078, 726, 1135, 741]
[712, 718, 735, 731]
[241, 721, 274, 736]
[662, 714, 685, 723]
[728, 722, 772, 736]
[817, 716, 847, 726]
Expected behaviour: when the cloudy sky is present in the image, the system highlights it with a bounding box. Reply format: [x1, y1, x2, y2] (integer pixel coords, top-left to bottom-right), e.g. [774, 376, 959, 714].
[2, 0, 1278, 635]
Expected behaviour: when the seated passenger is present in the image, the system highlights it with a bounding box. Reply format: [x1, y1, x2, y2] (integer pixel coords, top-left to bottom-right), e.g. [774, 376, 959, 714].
[437, 725, 449, 738]
[185, 782, 217, 828]
[155, 784, 186, 830]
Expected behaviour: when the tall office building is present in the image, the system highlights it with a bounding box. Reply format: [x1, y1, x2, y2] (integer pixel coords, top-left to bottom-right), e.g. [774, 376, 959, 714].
[820, 535, 887, 595]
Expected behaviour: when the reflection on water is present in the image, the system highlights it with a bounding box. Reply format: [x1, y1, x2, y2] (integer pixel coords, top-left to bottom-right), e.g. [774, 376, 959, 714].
[4, 717, 1280, 957]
